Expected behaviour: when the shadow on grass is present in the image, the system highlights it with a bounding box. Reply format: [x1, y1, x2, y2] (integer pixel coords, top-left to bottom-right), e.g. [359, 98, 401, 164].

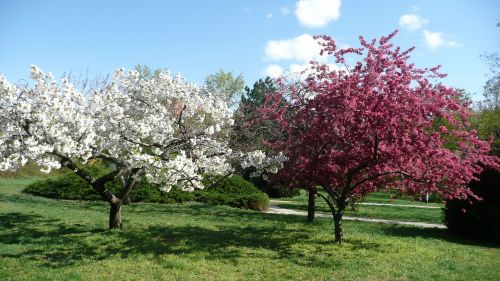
[381, 225, 500, 248]
[8, 187, 307, 225]
[0, 211, 342, 268]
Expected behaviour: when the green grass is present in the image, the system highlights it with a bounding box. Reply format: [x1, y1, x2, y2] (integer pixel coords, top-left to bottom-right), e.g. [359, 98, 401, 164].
[272, 202, 443, 224]
[280, 190, 443, 207]
[272, 190, 444, 223]
[1, 178, 499, 281]
[0, 162, 65, 179]
[0, 177, 40, 187]
[363, 191, 443, 207]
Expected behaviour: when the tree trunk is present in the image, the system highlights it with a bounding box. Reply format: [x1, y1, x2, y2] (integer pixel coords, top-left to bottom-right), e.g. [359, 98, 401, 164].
[307, 188, 316, 222]
[333, 212, 344, 243]
[122, 196, 131, 205]
[109, 203, 122, 229]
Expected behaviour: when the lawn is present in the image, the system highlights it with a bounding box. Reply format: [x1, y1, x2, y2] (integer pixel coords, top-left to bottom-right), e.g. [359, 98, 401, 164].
[279, 190, 444, 207]
[271, 190, 445, 223]
[271, 192, 444, 223]
[1, 178, 499, 281]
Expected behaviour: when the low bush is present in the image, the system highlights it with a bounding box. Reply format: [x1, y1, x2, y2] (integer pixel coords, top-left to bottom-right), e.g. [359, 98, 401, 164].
[242, 173, 300, 198]
[443, 167, 500, 243]
[131, 182, 195, 204]
[202, 174, 261, 194]
[24, 173, 268, 211]
[24, 172, 103, 200]
[197, 175, 269, 210]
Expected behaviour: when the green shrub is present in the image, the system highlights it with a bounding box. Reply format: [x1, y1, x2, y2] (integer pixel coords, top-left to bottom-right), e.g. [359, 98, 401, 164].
[24, 172, 104, 200]
[241, 172, 300, 198]
[24, 173, 268, 211]
[197, 175, 269, 210]
[131, 182, 194, 204]
[242, 192, 269, 211]
[194, 191, 269, 211]
[202, 175, 260, 194]
[444, 167, 500, 243]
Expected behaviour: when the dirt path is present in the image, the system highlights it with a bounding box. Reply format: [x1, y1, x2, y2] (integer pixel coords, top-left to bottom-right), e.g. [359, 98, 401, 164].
[265, 204, 446, 229]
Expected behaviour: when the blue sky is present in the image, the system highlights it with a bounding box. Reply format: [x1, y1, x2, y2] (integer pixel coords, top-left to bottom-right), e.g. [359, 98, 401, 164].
[1, 0, 498, 100]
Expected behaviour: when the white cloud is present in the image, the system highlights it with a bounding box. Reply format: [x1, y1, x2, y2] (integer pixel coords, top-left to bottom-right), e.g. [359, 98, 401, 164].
[264, 64, 283, 78]
[264, 34, 324, 62]
[281, 6, 290, 15]
[423, 29, 462, 49]
[264, 62, 344, 81]
[289, 62, 342, 76]
[295, 0, 341, 28]
[263, 63, 310, 80]
[266, 13, 273, 19]
[289, 63, 311, 74]
[399, 14, 428, 31]
[446, 41, 462, 48]
[287, 63, 316, 80]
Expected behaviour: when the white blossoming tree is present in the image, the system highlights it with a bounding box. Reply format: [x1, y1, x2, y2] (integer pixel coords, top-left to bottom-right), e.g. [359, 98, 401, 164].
[0, 66, 284, 229]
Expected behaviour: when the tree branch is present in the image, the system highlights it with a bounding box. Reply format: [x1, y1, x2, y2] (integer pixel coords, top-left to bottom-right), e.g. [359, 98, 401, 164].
[55, 152, 121, 204]
[317, 190, 336, 217]
[204, 171, 234, 190]
[342, 136, 380, 197]
[351, 170, 429, 190]
[89, 153, 127, 169]
[117, 168, 144, 201]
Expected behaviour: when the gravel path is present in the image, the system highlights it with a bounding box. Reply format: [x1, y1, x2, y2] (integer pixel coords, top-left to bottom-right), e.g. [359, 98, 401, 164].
[265, 204, 446, 229]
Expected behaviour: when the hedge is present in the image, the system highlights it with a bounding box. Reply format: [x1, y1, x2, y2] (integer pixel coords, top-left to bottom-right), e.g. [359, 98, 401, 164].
[443, 167, 500, 243]
[24, 172, 268, 211]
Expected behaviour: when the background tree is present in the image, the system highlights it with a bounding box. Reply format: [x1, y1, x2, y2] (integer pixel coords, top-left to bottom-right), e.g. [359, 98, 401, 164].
[0, 66, 282, 229]
[231, 77, 277, 152]
[476, 109, 500, 156]
[238, 78, 318, 220]
[480, 22, 499, 111]
[476, 47, 500, 156]
[241, 77, 277, 107]
[443, 24, 500, 241]
[255, 31, 500, 243]
[133, 64, 165, 80]
[231, 78, 300, 198]
[205, 68, 245, 108]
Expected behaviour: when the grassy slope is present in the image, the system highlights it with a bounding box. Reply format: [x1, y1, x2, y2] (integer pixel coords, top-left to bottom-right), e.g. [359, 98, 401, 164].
[1, 179, 499, 281]
[273, 191, 444, 223]
[0, 163, 65, 179]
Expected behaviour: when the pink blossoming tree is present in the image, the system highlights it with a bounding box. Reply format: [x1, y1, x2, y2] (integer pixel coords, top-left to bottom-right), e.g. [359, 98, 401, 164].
[257, 31, 500, 243]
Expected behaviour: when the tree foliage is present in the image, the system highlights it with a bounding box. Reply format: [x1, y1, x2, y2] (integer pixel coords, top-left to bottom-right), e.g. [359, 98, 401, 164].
[205, 68, 245, 108]
[0, 66, 283, 228]
[481, 52, 500, 111]
[476, 39, 500, 156]
[255, 31, 500, 242]
[133, 64, 165, 81]
[231, 77, 278, 153]
[230, 77, 296, 197]
[241, 77, 277, 108]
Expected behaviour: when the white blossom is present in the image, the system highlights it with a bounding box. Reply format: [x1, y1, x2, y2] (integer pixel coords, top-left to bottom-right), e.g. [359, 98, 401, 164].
[0, 66, 282, 192]
[242, 151, 287, 178]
